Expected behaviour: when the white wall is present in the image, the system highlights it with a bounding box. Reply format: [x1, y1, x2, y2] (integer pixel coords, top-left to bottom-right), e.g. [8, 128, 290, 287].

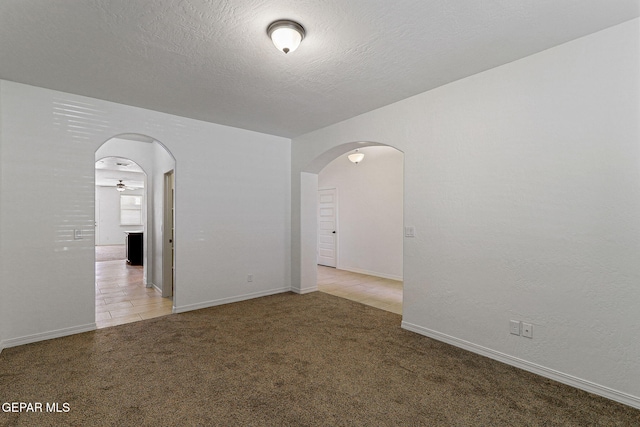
[292, 19, 640, 407]
[318, 146, 403, 279]
[95, 186, 144, 245]
[0, 80, 291, 350]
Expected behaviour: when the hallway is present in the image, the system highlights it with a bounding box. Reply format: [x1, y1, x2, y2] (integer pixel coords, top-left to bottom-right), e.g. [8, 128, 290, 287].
[317, 266, 402, 314]
[95, 245, 173, 328]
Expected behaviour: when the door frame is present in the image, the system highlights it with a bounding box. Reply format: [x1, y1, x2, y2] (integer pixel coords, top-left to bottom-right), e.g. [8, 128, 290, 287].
[94, 135, 177, 319]
[295, 141, 403, 294]
[162, 170, 175, 298]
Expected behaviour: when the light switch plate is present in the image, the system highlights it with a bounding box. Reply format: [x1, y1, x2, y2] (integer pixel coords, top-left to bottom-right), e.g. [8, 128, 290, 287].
[404, 226, 416, 238]
[510, 320, 521, 335]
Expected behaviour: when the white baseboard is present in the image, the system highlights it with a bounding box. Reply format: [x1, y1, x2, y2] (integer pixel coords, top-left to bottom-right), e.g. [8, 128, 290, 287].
[1, 323, 97, 351]
[291, 285, 318, 294]
[338, 265, 403, 282]
[173, 287, 290, 314]
[150, 283, 172, 299]
[401, 321, 640, 410]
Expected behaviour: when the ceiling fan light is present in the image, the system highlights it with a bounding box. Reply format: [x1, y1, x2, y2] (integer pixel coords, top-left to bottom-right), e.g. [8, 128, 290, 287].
[267, 20, 305, 54]
[348, 150, 365, 164]
[116, 180, 126, 191]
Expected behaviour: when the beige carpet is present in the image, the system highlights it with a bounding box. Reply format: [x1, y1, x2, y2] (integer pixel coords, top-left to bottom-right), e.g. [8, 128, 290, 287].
[95, 245, 126, 262]
[1, 292, 638, 426]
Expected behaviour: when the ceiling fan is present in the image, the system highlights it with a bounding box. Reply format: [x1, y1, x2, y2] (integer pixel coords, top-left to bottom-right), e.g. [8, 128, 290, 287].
[116, 180, 137, 192]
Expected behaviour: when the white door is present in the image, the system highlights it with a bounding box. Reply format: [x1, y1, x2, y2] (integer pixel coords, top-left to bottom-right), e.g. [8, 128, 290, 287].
[318, 188, 337, 267]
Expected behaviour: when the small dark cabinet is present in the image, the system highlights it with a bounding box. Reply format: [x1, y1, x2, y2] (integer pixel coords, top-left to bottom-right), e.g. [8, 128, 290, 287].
[125, 232, 143, 266]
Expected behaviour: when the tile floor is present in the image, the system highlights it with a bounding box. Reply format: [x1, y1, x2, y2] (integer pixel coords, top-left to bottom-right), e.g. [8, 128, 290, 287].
[95, 246, 401, 329]
[317, 265, 403, 314]
[95, 246, 173, 329]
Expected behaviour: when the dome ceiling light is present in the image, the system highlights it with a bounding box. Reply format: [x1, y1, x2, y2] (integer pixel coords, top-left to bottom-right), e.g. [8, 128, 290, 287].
[267, 20, 305, 54]
[348, 149, 365, 164]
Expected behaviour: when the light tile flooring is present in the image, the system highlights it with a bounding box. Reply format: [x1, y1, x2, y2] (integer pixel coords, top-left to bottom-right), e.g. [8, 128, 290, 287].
[317, 265, 403, 314]
[95, 246, 173, 329]
[95, 246, 401, 329]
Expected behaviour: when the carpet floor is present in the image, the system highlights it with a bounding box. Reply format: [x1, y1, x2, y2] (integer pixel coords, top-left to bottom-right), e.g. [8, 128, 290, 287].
[95, 245, 126, 262]
[1, 292, 638, 426]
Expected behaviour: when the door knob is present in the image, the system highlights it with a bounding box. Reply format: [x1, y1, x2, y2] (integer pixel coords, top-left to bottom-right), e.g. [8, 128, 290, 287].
[332, 231, 336, 234]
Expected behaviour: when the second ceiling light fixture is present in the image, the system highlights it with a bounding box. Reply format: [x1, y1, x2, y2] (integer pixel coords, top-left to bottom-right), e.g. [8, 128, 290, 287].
[348, 149, 364, 164]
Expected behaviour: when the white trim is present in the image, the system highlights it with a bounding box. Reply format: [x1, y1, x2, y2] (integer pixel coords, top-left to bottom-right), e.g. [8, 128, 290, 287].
[162, 170, 175, 299]
[172, 287, 290, 314]
[401, 321, 640, 410]
[1, 323, 97, 350]
[337, 265, 403, 282]
[292, 285, 318, 295]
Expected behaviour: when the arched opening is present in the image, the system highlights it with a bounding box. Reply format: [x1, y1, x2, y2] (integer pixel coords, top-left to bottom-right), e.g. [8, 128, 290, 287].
[94, 134, 176, 328]
[299, 142, 404, 314]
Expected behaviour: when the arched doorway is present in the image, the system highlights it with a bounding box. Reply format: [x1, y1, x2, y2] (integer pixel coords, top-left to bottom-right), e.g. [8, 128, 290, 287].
[297, 142, 404, 314]
[94, 134, 176, 328]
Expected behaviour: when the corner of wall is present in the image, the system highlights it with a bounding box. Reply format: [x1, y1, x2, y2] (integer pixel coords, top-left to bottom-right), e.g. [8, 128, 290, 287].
[0, 79, 4, 351]
[401, 321, 640, 410]
[283, 139, 293, 292]
[291, 284, 318, 294]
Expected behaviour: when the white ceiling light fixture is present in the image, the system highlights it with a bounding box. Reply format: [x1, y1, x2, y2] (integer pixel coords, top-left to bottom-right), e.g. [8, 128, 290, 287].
[267, 20, 305, 54]
[348, 149, 365, 164]
[116, 180, 126, 192]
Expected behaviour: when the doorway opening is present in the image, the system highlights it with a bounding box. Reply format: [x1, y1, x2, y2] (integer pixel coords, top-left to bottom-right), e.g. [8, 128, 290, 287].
[300, 143, 404, 315]
[94, 135, 176, 328]
[162, 170, 175, 298]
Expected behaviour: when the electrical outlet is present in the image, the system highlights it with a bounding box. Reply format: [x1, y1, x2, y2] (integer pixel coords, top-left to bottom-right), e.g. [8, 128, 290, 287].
[404, 226, 416, 238]
[522, 322, 533, 338]
[247, 274, 253, 282]
[74, 229, 82, 240]
[510, 320, 521, 336]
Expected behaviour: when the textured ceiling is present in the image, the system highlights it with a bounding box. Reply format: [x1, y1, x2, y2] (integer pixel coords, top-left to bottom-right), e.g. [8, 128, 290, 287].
[95, 157, 145, 188]
[0, 1, 638, 138]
